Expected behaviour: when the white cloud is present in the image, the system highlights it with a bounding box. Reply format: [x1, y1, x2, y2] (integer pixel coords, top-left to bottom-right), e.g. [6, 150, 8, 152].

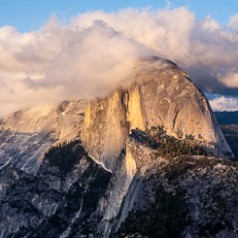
[201, 16, 221, 31]
[1, 8, 238, 115]
[218, 72, 238, 88]
[210, 96, 238, 111]
[228, 14, 238, 30]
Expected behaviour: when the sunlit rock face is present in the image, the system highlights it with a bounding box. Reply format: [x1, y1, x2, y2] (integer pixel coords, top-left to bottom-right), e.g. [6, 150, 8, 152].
[0, 57, 232, 175]
[81, 92, 129, 171]
[133, 58, 232, 156]
[81, 57, 232, 172]
[0, 56, 236, 238]
[134, 58, 215, 140]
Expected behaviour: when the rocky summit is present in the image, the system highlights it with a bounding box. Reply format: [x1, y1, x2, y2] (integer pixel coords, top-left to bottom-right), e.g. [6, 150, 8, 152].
[0, 57, 237, 238]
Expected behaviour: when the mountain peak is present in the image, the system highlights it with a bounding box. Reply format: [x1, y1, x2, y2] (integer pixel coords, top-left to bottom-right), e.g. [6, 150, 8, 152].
[81, 57, 233, 170]
[0, 57, 233, 172]
[0, 57, 236, 237]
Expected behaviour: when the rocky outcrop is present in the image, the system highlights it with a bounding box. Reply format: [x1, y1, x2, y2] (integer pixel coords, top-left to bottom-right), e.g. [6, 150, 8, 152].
[81, 57, 233, 172]
[1, 100, 87, 143]
[0, 141, 111, 238]
[114, 129, 238, 238]
[81, 92, 129, 171]
[0, 101, 86, 174]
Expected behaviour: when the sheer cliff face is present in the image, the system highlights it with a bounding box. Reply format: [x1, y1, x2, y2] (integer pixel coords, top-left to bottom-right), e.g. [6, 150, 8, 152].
[81, 58, 232, 171]
[81, 92, 129, 171]
[0, 57, 232, 173]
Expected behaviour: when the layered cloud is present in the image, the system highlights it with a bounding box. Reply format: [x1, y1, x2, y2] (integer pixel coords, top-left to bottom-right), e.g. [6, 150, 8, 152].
[0, 7, 238, 115]
[228, 14, 238, 30]
[210, 96, 238, 112]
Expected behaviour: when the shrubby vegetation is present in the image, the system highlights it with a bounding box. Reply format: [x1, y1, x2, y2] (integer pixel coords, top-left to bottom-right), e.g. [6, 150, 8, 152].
[45, 140, 86, 175]
[115, 175, 189, 238]
[130, 126, 209, 160]
[115, 154, 238, 238]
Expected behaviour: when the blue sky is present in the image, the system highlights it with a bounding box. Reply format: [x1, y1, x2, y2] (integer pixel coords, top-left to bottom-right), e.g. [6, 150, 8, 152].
[0, 0, 238, 32]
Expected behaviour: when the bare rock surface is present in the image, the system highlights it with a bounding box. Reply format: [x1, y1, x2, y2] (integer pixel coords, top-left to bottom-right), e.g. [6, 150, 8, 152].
[82, 57, 233, 171]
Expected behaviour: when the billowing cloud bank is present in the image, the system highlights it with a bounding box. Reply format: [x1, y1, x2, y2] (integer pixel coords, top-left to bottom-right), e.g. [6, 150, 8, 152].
[1, 8, 238, 115]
